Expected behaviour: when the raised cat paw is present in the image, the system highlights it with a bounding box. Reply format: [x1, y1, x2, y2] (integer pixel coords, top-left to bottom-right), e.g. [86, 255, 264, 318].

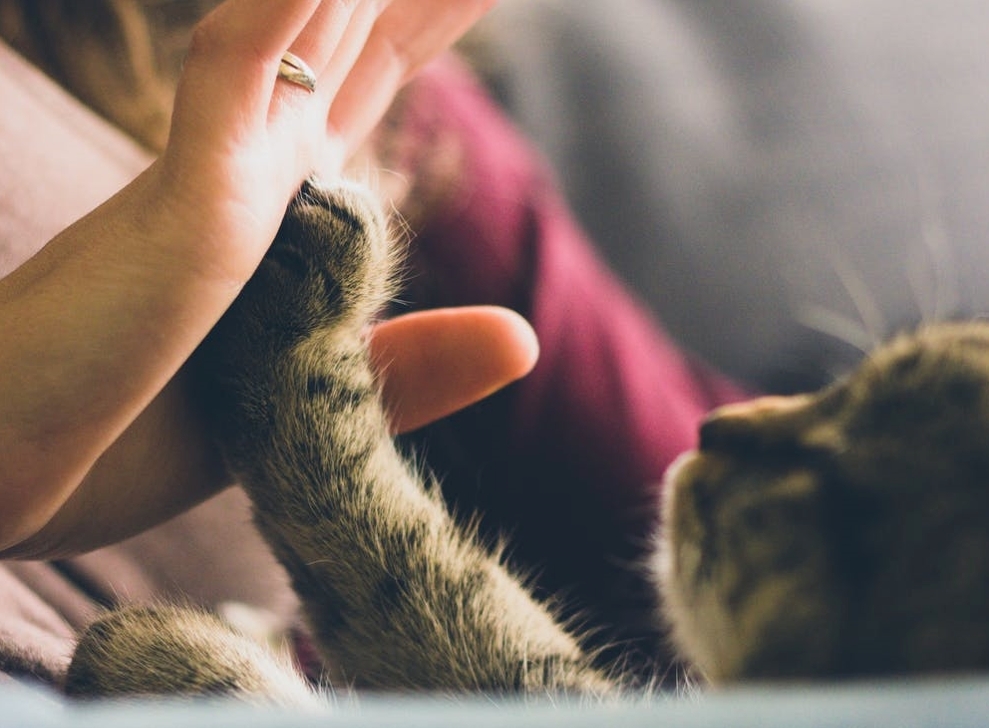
[260, 178, 395, 335]
[193, 178, 396, 462]
[210, 178, 393, 364]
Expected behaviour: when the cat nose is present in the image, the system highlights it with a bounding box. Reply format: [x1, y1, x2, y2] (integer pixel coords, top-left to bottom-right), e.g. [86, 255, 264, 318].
[698, 396, 809, 451]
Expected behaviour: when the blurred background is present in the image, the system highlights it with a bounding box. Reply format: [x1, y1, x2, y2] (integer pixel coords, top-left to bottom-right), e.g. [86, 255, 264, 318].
[469, 0, 989, 393]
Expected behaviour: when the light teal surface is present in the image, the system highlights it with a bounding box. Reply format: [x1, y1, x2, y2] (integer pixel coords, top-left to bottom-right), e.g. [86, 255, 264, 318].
[4, 678, 988, 727]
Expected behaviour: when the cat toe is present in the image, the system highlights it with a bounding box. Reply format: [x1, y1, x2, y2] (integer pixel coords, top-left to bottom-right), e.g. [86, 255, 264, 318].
[273, 177, 397, 325]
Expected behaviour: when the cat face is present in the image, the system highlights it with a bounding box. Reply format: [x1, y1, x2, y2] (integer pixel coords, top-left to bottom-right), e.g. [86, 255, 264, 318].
[657, 322, 989, 682]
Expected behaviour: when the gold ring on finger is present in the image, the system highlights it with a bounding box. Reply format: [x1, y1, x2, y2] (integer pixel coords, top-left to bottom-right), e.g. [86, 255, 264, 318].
[277, 51, 317, 94]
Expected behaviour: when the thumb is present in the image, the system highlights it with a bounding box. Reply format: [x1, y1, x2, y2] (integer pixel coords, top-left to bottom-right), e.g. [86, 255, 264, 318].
[368, 306, 539, 434]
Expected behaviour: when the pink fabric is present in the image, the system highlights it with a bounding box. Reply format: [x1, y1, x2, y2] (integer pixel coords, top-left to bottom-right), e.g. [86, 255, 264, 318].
[0, 41, 151, 279]
[397, 61, 746, 671]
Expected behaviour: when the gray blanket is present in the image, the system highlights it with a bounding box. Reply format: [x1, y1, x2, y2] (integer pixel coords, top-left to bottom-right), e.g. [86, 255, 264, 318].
[481, 0, 989, 392]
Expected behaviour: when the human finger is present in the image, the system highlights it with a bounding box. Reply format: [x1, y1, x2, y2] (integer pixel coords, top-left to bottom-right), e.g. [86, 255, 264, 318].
[172, 0, 325, 141]
[328, 0, 496, 151]
[271, 0, 383, 117]
[268, 0, 385, 172]
[369, 306, 540, 435]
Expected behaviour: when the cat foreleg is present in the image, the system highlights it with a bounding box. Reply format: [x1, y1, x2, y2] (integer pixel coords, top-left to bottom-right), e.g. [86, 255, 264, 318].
[197, 180, 616, 695]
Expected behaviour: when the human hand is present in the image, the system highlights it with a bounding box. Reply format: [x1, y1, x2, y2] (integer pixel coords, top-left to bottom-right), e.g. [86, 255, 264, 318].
[157, 0, 496, 283]
[0, 0, 498, 554]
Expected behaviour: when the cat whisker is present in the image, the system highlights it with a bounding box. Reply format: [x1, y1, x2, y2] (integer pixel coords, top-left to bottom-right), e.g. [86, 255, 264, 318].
[304, 558, 333, 568]
[819, 243, 887, 348]
[904, 171, 960, 326]
[794, 305, 873, 357]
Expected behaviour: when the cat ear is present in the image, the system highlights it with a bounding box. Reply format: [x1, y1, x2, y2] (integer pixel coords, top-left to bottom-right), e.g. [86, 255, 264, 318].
[700, 394, 848, 456]
[699, 395, 813, 451]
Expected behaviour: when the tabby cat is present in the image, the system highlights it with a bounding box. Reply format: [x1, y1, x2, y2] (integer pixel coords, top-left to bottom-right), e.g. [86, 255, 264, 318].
[61, 179, 989, 703]
[659, 323, 989, 681]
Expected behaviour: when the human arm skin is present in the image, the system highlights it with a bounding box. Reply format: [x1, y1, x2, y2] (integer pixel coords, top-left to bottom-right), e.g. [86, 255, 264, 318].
[0, 0, 508, 556]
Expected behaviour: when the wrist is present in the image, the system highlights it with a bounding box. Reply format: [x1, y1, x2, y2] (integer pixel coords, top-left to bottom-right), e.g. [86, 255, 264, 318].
[123, 158, 272, 288]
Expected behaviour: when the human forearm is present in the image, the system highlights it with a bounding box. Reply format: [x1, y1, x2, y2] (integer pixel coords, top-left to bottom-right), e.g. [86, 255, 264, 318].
[0, 369, 229, 559]
[0, 167, 251, 550]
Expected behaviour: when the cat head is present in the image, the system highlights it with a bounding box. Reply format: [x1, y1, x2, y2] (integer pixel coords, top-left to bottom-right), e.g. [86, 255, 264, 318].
[657, 321, 989, 682]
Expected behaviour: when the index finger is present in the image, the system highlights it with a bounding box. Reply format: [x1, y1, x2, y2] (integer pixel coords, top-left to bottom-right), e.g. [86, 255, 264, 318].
[327, 0, 496, 151]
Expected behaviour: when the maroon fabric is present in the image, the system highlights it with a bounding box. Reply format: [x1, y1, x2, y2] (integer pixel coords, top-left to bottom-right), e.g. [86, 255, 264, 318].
[397, 61, 747, 674]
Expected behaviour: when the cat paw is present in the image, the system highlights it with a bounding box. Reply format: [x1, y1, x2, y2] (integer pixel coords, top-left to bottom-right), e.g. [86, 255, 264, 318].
[65, 606, 319, 707]
[262, 178, 396, 335]
[214, 177, 393, 357]
[191, 178, 395, 452]
[196, 179, 393, 375]
[233, 178, 394, 350]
